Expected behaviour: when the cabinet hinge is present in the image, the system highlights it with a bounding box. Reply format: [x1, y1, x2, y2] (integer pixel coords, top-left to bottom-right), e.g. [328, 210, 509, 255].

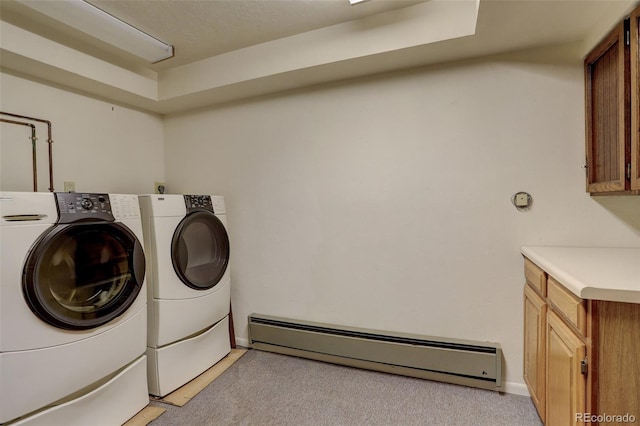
[628, 163, 632, 180]
[580, 357, 588, 376]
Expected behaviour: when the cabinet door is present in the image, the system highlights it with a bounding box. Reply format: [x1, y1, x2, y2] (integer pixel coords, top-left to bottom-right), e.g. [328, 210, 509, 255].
[546, 311, 587, 426]
[524, 285, 547, 421]
[631, 6, 640, 190]
[584, 21, 630, 193]
[594, 301, 640, 419]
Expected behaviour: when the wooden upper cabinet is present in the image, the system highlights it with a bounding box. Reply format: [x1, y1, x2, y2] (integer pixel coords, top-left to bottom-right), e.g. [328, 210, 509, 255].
[584, 20, 630, 193]
[631, 6, 640, 190]
[584, 4, 640, 195]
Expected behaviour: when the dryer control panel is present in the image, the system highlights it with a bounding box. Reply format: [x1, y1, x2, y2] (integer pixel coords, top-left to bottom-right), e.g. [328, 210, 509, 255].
[184, 194, 214, 213]
[55, 193, 115, 224]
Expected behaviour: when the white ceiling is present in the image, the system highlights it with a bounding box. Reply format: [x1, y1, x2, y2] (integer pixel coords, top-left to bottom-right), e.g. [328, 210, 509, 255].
[1, 0, 426, 71]
[1, 0, 638, 113]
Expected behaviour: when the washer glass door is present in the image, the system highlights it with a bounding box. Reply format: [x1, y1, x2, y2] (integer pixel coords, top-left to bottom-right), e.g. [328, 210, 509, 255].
[172, 211, 230, 290]
[23, 222, 145, 330]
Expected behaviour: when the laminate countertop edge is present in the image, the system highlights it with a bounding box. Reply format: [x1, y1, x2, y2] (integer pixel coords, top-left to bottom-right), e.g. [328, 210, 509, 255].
[521, 246, 640, 304]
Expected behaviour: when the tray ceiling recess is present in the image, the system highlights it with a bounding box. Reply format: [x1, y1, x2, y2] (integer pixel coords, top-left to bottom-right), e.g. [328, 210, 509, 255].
[0, 0, 636, 114]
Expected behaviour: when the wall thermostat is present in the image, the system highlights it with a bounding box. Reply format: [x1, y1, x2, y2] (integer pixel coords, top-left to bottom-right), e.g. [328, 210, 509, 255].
[512, 192, 532, 211]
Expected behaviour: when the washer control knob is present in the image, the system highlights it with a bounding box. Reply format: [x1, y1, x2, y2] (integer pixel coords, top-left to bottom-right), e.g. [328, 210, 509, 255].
[80, 198, 94, 210]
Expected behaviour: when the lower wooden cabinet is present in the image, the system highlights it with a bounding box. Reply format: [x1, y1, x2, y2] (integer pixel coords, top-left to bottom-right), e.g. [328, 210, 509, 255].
[523, 284, 546, 421]
[591, 302, 640, 420]
[523, 257, 640, 425]
[546, 310, 586, 426]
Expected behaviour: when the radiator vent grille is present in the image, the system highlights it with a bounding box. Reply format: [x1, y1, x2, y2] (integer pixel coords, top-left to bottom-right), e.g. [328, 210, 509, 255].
[249, 314, 503, 392]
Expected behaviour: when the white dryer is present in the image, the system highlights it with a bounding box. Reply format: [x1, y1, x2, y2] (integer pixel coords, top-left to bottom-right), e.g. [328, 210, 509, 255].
[138, 194, 231, 397]
[0, 192, 149, 425]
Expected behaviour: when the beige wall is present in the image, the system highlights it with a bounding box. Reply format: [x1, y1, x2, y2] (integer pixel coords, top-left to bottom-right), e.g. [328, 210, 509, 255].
[2, 50, 639, 395]
[0, 72, 164, 194]
[163, 55, 640, 394]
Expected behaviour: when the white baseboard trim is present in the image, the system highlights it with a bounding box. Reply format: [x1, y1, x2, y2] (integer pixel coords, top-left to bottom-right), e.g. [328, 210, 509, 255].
[235, 336, 250, 348]
[503, 381, 530, 396]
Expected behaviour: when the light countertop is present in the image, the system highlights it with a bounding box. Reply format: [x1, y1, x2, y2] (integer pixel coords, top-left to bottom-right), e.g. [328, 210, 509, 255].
[521, 246, 640, 304]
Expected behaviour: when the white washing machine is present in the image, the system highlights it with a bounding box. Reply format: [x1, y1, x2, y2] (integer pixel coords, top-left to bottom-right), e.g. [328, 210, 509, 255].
[0, 192, 149, 425]
[138, 194, 231, 397]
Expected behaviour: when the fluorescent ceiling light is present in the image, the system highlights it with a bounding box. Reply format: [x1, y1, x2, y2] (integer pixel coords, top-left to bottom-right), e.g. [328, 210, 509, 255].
[349, 0, 371, 4]
[17, 0, 174, 63]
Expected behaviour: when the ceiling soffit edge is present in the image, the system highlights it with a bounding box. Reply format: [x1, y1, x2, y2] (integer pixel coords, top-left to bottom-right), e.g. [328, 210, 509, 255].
[1, 1, 478, 114]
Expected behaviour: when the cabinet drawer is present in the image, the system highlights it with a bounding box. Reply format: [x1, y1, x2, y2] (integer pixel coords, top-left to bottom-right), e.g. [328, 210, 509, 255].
[547, 277, 587, 336]
[524, 258, 546, 296]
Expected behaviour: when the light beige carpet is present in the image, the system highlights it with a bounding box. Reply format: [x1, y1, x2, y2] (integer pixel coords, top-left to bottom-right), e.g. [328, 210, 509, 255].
[125, 348, 247, 425]
[147, 349, 542, 426]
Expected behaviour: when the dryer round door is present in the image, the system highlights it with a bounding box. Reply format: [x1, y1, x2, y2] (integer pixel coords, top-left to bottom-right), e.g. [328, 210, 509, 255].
[22, 222, 146, 330]
[171, 210, 230, 290]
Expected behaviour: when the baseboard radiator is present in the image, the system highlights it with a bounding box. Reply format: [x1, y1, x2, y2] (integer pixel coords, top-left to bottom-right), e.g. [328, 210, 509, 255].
[249, 314, 503, 392]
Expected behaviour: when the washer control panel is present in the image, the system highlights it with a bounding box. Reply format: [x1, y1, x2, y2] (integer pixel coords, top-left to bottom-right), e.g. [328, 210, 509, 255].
[210, 196, 226, 214]
[55, 192, 115, 223]
[184, 194, 214, 213]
